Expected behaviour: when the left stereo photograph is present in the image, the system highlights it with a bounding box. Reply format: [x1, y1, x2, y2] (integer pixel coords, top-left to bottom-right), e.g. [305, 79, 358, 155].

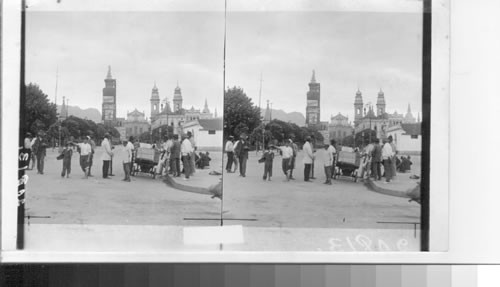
[8, 4, 226, 253]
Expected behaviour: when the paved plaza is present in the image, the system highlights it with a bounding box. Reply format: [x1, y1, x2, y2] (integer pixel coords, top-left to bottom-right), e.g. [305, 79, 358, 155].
[23, 147, 421, 251]
[222, 151, 420, 230]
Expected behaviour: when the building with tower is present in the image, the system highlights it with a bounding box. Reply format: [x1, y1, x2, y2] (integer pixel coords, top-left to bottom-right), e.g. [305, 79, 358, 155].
[353, 88, 418, 140]
[172, 83, 183, 113]
[353, 89, 364, 126]
[102, 66, 117, 125]
[150, 82, 160, 122]
[376, 89, 386, 116]
[60, 96, 69, 120]
[150, 83, 215, 135]
[306, 70, 321, 128]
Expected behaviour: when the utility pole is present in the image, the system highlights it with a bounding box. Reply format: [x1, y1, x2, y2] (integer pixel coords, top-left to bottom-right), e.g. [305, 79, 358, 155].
[258, 73, 263, 152]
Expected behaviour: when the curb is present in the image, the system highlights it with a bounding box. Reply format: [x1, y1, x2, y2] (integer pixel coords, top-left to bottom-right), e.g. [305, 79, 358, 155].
[366, 178, 420, 201]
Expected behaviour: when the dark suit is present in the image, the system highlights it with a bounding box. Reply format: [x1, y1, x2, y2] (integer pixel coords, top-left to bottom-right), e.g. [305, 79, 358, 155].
[170, 140, 181, 176]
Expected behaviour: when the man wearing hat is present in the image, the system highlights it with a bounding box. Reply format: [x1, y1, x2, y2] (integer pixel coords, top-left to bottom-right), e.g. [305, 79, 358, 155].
[302, 136, 314, 182]
[225, 136, 235, 173]
[33, 131, 48, 174]
[234, 133, 250, 177]
[87, 135, 97, 177]
[75, 136, 93, 179]
[101, 133, 113, 179]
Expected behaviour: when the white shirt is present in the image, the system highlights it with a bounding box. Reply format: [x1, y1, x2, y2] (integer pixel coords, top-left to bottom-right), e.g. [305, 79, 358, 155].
[101, 138, 113, 160]
[302, 141, 314, 164]
[278, 146, 294, 159]
[225, 141, 234, 152]
[325, 145, 336, 166]
[77, 142, 92, 156]
[123, 142, 134, 163]
[381, 143, 394, 160]
[181, 138, 193, 156]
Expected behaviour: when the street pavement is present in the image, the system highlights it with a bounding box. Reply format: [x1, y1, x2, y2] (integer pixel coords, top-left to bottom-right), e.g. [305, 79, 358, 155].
[222, 151, 420, 229]
[22, 146, 421, 252]
[25, 146, 222, 226]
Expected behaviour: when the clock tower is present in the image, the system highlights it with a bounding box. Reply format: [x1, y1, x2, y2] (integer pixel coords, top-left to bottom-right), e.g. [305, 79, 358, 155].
[102, 66, 117, 124]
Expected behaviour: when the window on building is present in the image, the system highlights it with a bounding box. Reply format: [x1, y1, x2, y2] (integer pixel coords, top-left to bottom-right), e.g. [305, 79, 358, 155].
[208, 130, 216, 135]
[343, 131, 347, 137]
[411, 135, 418, 139]
[140, 127, 143, 134]
[134, 126, 137, 134]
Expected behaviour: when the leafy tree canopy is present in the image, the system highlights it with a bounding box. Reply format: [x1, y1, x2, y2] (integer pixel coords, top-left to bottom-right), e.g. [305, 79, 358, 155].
[24, 83, 58, 136]
[224, 87, 261, 140]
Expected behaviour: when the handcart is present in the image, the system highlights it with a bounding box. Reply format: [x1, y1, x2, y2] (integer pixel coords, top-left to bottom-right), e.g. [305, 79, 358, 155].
[333, 150, 361, 182]
[131, 146, 161, 179]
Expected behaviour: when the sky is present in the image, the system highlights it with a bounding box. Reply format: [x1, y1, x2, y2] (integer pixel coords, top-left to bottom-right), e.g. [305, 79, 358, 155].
[25, 6, 423, 124]
[26, 11, 225, 120]
[225, 11, 423, 122]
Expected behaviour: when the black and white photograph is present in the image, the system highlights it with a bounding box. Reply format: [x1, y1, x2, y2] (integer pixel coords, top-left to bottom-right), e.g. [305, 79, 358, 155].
[1, 0, 454, 259]
[222, 5, 428, 251]
[14, 2, 226, 252]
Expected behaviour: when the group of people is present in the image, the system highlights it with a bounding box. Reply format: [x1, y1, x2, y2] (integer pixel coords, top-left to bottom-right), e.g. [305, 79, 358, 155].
[156, 131, 203, 180]
[225, 133, 410, 185]
[225, 134, 336, 184]
[23, 131, 136, 182]
[224, 134, 251, 177]
[359, 135, 407, 183]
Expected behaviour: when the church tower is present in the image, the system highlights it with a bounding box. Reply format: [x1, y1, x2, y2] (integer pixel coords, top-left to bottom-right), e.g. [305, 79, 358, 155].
[202, 98, 210, 114]
[150, 82, 160, 122]
[376, 89, 386, 117]
[173, 82, 183, 113]
[60, 96, 68, 120]
[354, 89, 364, 126]
[306, 70, 320, 127]
[102, 66, 117, 124]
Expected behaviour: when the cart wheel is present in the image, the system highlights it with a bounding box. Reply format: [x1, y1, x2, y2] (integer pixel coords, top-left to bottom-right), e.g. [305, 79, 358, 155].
[152, 168, 156, 179]
[353, 171, 358, 182]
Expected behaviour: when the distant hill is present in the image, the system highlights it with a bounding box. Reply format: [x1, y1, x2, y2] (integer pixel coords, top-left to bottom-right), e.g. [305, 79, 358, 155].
[261, 109, 305, 126]
[57, 105, 102, 123]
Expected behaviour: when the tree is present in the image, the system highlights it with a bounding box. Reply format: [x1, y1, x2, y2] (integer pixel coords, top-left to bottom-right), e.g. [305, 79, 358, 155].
[224, 87, 261, 140]
[24, 83, 58, 135]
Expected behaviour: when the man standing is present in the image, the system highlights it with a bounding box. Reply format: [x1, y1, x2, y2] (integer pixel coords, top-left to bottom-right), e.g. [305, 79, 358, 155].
[276, 139, 294, 181]
[188, 131, 196, 176]
[122, 137, 134, 182]
[234, 133, 250, 177]
[289, 138, 299, 180]
[87, 135, 96, 177]
[325, 139, 337, 183]
[382, 137, 394, 183]
[371, 138, 382, 180]
[101, 133, 113, 179]
[170, 134, 181, 177]
[76, 136, 93, 179]
[33, 131, 48, 174]
[388, 135, 398, 178]
[181, 134, 194, 180]
[225, 136, 235, 173]
[302, 136, 314, 182]
[30, 135, 38, 170]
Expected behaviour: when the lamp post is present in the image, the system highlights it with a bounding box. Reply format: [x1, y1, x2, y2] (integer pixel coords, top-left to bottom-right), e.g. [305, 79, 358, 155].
[364, 102, 373, 144]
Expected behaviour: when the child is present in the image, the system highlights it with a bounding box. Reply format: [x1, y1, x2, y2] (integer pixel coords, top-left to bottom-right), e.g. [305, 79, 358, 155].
[58, 142, 73, 178]
[259, 146, 274, 181]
